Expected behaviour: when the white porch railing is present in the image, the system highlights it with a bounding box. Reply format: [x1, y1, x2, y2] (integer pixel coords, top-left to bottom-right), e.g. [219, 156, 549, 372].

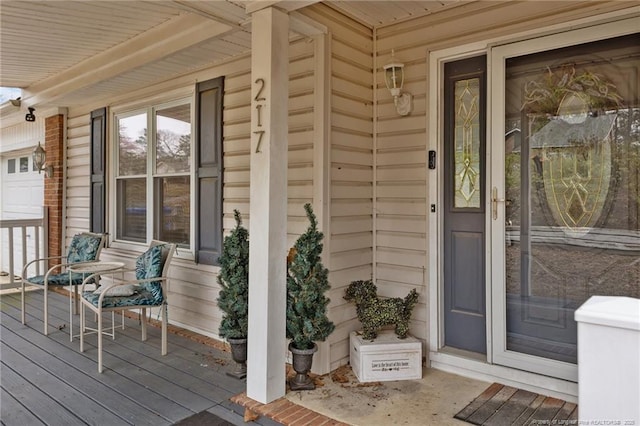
[0, 207, 48, 287]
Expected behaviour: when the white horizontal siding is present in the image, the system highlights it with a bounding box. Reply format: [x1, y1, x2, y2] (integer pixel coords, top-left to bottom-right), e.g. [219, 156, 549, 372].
[370, 0, 637, 354]
[303, 3, 374, 372]
[64, 111, 91, 235]
[62, 36, 319, 340]
[51, 0, 636, 378]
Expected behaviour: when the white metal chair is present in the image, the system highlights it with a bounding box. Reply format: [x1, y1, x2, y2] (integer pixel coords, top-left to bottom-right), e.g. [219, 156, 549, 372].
[79, 240, 176, 373]
[21, 232, 106, 335]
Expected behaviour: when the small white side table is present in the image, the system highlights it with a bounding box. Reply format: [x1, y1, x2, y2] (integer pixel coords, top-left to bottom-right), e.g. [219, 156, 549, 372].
[68, 261, 125, 341]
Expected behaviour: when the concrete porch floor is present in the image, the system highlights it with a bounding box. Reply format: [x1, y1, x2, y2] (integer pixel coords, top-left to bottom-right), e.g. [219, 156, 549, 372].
[229, 332, 491, 425]
[233, 366, 490, 425]
[280, 365, 489, 425]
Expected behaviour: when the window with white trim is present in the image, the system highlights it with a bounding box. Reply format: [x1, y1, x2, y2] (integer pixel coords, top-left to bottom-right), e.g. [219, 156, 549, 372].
[114, 99, 192, 247]
[106, 77, 224, 264]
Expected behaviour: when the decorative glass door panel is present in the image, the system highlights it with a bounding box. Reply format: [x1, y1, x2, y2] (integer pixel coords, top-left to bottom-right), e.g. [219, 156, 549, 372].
[502, 33, 640, 371]
[455, 78, 481, 209]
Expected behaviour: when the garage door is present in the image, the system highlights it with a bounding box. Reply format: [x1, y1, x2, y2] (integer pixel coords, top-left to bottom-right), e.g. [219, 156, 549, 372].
[1, 152, 44, 277]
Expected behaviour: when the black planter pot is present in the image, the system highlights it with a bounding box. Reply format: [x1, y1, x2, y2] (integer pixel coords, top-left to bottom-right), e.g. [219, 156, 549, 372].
[227, 337, 247, 379]
[288, 342, 318, 391]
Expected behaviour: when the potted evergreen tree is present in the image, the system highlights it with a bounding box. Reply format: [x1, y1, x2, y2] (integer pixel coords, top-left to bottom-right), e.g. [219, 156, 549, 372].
[216, 210, 250, 379]
[286, 203, 335, 390]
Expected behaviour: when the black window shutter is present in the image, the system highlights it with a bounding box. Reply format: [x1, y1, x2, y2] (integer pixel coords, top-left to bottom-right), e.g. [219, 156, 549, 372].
[90, 107, 107, 234]
[195, 77, 224, 265]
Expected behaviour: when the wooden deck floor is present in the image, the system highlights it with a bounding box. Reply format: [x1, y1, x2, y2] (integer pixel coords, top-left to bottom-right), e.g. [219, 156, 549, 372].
[0, 288, 282, 426]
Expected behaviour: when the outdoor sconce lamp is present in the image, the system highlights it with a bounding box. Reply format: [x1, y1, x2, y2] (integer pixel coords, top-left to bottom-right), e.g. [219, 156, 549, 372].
[383, 50, 412, 116]
[25, 107, 36, 122]
[32, 142, 53, 177]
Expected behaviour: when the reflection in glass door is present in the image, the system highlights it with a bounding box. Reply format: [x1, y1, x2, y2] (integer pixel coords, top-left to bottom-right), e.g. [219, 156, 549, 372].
[501, 33, 640, 374]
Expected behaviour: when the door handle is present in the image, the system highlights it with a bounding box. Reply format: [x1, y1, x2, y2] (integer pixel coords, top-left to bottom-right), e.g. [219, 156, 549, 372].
[492, 187, 505, 220]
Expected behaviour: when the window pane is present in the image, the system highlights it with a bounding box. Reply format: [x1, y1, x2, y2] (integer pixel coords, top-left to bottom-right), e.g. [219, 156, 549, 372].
[8, 159, 15, 174]
[118, 113, 147, 176]
[19, 157, 28, 172]
[156, 176, 190, 245]
[156, 104, 191, 173]
[117, 178, 146, 242]
[454, 78, 481, 208]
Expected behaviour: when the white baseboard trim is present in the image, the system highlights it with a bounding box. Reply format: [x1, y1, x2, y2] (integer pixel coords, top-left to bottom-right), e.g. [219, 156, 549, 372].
[429, 351, 578, 403]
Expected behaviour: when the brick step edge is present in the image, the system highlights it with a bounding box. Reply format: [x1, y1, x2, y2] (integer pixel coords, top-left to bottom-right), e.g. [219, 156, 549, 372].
[230, 392, 349, 426]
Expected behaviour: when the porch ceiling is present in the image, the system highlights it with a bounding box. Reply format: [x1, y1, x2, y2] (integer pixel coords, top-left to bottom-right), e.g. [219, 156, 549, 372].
[0, 0, 468, 109]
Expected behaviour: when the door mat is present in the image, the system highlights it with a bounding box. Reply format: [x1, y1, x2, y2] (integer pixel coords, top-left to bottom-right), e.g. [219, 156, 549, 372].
[172, 410, 234, 426]
[454, 383, 578, 425]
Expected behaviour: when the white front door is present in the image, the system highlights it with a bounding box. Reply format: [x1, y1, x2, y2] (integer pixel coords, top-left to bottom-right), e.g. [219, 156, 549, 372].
[489, 20, 640, 381]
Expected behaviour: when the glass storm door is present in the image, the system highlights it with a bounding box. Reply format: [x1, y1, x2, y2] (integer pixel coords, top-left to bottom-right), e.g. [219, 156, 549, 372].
[443, 55, 487, 354]
[492, 29, 640, 380]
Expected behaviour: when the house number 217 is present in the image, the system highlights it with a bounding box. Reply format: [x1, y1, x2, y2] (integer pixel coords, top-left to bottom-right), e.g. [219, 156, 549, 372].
[253, 78, 266, 153]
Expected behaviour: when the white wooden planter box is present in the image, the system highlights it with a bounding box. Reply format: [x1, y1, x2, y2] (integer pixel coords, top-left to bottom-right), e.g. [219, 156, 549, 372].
[350, 330, 422, 382]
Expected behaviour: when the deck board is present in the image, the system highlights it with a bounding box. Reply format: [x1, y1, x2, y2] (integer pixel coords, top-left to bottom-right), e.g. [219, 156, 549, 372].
[17, 291, 241, 396]
[1, 327, 163, 425]
[0, 387, 46, 426]
[22, 292, 240, 399]
[2, 299, 198, 421]
[0, 362, 88, 426]
[0, 308, 199, 423]
[2, 342, 132, 425]
[0, 289, 281, 426]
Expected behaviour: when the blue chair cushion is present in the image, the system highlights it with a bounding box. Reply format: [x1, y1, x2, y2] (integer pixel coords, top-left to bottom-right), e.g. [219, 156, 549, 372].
[27, 273, 95, 286]
[82, 288, 162, 309]
[67, 233, 102, 264]
[135, 245, 165, 305]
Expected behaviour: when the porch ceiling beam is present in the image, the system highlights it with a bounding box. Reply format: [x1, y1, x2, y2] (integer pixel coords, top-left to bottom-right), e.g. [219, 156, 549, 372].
[290, 11, 328, 36]
[171, 0, 246, 30]
[23, 13, 234, 106]
[244, 0, 321, 14]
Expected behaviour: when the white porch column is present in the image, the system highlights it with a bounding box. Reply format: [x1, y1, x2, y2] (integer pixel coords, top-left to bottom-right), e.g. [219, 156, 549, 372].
[246, 6, 289, 404]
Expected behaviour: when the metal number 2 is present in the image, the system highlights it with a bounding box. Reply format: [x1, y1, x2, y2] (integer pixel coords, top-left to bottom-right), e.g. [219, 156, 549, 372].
[254, 78, 266, 101]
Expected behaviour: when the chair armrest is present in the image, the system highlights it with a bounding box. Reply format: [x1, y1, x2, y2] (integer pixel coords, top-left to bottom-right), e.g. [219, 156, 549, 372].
[60, 259, 100, 271]
[42, 259, 101, 283]
[22, 255, 65, 278]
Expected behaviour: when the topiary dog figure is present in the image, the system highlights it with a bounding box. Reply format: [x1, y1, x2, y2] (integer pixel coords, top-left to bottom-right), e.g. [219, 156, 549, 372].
[344, 280, 419, 340]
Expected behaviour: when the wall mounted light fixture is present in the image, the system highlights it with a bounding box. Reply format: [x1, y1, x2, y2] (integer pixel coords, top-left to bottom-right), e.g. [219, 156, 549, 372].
[25, 107, 36, 122]
[32, 142, 52, 177]
[383, 50, 412, 116]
